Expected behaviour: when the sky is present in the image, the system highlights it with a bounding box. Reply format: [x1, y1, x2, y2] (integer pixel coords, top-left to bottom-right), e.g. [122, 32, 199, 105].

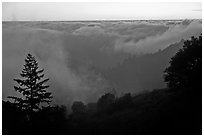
[2, 2, 202, 21]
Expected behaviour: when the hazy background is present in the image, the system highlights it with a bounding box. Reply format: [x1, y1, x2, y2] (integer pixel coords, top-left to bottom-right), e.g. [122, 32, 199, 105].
[2, 2, 202, 107]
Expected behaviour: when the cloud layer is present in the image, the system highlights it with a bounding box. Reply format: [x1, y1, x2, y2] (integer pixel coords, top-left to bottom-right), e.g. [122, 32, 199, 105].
[2, 23, 110, 106]
[2, 20, 202, 107]
[114, 20, 202, 54]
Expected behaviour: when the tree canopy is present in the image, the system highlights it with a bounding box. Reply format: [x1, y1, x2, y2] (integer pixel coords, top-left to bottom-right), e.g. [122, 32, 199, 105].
[164, 35, 202, 89]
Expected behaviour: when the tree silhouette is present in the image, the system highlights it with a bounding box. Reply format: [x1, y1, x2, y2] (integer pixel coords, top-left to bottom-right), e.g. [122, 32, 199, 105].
[164, 35, 202, 89]
[8, 53, 52, 113]
[71, 101, 86, 113]
[97, 93, 115, 110]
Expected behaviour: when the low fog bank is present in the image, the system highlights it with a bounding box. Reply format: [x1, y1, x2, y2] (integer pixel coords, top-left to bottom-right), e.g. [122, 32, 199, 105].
[2, 20, 202, 106]
[114, 20, 201, 54]
[2, 24, 111, 106]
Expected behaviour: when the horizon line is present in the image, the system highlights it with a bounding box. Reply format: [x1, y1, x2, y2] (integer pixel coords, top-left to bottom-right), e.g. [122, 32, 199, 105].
[2, 18, 202, 22]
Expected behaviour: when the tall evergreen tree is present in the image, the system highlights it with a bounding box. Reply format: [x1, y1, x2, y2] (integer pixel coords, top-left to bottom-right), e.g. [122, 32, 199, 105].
[8, 53, 52, 113]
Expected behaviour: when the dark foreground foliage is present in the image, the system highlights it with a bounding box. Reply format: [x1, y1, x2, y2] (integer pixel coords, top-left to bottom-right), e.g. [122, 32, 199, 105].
[3, 87, 201, 135]
[2, 35, 202, 135]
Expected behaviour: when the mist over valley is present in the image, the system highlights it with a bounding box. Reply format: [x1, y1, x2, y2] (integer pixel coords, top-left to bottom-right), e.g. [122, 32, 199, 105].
[2, 20, 201, 105]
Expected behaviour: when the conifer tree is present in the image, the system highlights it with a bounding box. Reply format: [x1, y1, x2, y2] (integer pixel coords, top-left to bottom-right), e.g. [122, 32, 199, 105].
[8, 53, 52, 113]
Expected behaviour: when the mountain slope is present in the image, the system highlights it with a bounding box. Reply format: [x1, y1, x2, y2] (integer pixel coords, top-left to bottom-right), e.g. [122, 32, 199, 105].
[101, 39, 185, 93]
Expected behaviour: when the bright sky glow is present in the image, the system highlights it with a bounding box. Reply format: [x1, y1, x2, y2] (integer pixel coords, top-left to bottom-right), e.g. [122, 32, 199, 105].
[2, 2, 202, 21]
